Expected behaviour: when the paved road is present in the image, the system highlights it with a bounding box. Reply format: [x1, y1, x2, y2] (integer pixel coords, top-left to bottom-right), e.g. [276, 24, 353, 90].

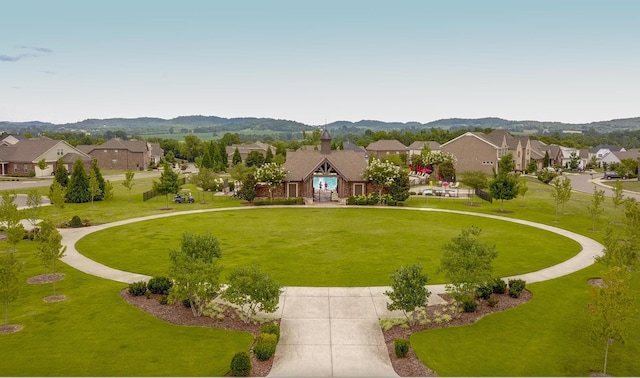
[566, 172, 640, 201]
[57, 206, 604, 377]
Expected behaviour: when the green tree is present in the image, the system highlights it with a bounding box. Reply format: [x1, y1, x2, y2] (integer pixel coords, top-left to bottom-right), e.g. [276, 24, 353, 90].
[190, 167, 220, 202]
[232, 147, 242, 166]
[518, 178, 529, 205]
[122, 170, 135, 202]
[588, 186, 605, 231]
[103, 180, 114, 201]
[65, 159, 90, 203]
[152, 161, 182, 209]
[0, 192, 25, 253]
[37, 158, 47, 178]
[238, 174, 257, 202]
[90, 160, 106, 201]
[384, 264, 430, 325]
[363, 158, 400, 203]
[543, 150, 550, 168]
[389, 169, 410, 202]
[49, 180, 66, 225]
[588, 266, 635, 375]
[458, 171, 488, 206]
[36, 219, 67, 296]
[168, 232, 223, 317]
[245, 150, 265, 168]
[264, 147, 274, 164]
[88, 169, 102, 208]
[439, 226, 498, 299]
[568, 151, 580, 170]
[550, 176, 572, 221]
[222, 265, 282, 324]
[0, 252, 23, 326]
[25, 189, 43, 228]
[255, 162, 288, 202]
[611, 180, 624, 224]
[53, 158, 69, 187]
[489, 154, 520, 212]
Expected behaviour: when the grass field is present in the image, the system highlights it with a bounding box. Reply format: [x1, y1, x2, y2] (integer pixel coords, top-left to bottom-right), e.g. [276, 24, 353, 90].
[1, 174, 638, 376]
[76, 207, 581, 286]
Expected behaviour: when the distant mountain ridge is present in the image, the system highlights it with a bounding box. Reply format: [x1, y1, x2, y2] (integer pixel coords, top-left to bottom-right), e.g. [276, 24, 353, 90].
[2, 115, 640, 135]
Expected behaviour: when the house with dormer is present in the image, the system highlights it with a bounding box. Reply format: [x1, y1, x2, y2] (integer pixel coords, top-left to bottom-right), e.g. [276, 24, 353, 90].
[0, 136, 91, 176]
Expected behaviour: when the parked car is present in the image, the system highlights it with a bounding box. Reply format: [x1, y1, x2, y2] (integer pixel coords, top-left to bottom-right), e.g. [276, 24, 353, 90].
[604, 171, 622, 180]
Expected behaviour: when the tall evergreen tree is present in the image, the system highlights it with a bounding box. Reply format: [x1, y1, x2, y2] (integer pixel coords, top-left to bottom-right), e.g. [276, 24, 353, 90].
[90, 159, 105, 201]
[53, 158, 69, 187]
[265, 147, 274, 164]
[153, 161, 182, 209]
[65, 159, 90, 203]
[232, 147, 242, 166]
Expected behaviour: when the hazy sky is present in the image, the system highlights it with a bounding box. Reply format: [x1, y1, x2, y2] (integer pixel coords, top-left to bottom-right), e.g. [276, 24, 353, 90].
[1, 1, 639, 126]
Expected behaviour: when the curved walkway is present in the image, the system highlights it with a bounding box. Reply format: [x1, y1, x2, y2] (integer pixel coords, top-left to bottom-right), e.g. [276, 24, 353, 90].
[59, 206, 604, 377]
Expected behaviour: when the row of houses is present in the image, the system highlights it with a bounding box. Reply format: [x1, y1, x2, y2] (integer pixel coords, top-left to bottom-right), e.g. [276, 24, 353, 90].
[0, 135, 163, 177]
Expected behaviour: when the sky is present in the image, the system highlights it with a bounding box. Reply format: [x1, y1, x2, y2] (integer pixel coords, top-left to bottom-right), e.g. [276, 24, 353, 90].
[1, 0, 639, 126]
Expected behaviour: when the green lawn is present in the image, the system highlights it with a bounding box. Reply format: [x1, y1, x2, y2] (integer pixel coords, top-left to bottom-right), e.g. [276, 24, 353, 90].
[0, 241, 253, 376]
[2, 175, 638, 376]
[411, 263, 640, 376]
[75, 207, 581, 286]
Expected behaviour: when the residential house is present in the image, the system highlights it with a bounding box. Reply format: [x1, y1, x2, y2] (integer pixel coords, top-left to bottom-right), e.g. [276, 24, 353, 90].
[590, 144, 627, 167]
[601, 148, 640, 166]
[440, 132, 508, 174]
[225, 142, 275, 165]
[365, 140, 408, 159]
[407, 141, 441, 158]
[278, 129, 370, 202]
[78, 138, 151, 171]
[0, 136, 91, 176]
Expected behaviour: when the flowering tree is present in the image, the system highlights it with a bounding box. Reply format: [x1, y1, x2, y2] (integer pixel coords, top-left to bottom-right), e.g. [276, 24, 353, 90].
[255, 162, 288, 202]
[421, 151, 457, 180]
[362, 158, 400, 202]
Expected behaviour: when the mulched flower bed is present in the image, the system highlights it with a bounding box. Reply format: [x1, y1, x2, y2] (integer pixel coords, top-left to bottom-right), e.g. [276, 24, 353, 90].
[120, 289, 277, 377]
[27, 273, 65, 284]
[121, 288, 530, 377]
[383, 290, 532, 376]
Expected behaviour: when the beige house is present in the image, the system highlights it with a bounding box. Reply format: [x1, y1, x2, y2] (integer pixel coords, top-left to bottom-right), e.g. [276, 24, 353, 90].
[0, 136, 91, 176]
[365, 140, 408, 159]
[78, 138, 151, 171]
[440, 132, 508, 174]
[226, 142, 275, 165]
[407, 141, 441, 158]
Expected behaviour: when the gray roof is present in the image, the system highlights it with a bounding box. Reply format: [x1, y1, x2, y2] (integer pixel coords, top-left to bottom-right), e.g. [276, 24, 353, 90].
[79, 138, 148, 153]
[283, 149, 368, 182]
[0, 138, 89, 162]
[365, 139, 408, 151]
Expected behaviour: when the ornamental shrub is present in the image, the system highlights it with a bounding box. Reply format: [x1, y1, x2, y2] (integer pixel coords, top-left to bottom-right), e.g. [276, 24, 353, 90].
[508, 279, 526, 298]
[147, 276, 173, 295]
[394, 338, 410, 358]
[253, 333, 277, 361]
[461, 296, 478, 313]
[128, 281, 148, 296]
[492, 277, 507, 294]
[487, 298, 499, 307]
[230, 351, 252, 377]
[477, 285, 493, 300]
[260, 323, 280, 341]
[70, 215, 83, 228]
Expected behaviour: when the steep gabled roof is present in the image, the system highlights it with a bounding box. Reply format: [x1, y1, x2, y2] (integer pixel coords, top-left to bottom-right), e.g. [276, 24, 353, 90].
[440, 131, 501, 149]
[365, 139, 408, 151]
[612, 148, 639, 161]
[284, 150, 368, 182]
[0, 138, 89, 162]
[589, 144, 624, 153]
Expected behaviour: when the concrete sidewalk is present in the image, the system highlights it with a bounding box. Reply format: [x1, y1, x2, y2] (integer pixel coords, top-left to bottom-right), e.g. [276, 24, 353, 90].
[57, 206, 603, 377]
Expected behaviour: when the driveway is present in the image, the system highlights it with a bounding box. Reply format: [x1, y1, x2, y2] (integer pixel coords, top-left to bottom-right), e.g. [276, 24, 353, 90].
[566, 172, 640, 201]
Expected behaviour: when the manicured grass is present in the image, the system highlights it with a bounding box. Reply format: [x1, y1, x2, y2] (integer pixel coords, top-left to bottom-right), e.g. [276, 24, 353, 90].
[76, 207, 581, 286]
[411, 263, 640, 376]
[0, 241, 253, 376]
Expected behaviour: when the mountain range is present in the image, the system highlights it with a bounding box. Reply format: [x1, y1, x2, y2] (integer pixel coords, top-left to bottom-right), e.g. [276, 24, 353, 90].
[2, 115, 640, 136]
